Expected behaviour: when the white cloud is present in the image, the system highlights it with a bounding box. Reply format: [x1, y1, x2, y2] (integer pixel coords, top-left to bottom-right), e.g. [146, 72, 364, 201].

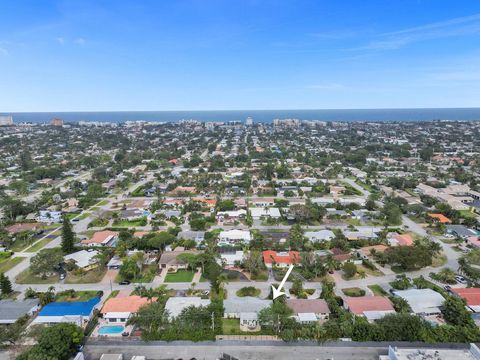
[75, 37, 86, 45]
[360, 13, 480, 51]
[56, 37, 65, 45]
[0, 47, 8, 56]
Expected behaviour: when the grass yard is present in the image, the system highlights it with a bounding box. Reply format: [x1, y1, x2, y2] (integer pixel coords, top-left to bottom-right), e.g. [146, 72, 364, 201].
[10, 239, 36, 252]
[0, 256, 25, 273]
[164, 269, 195, 283]
[342, 287, 366, 297]
[65, 268, 107, 284]
[236, 286, 261, 297]
[25, 237, 54, 252]
[97, 199, 109, 206]
[133, 264, 157, 283]
[432, 253, 448, 267]
[459, 210, 477, 219]
[16, 269, 57, 284]
[368, 284, 387, 296]
[113, 218, 147, 227]
[55, 290, 99, 302]
[221, 318, 264, 335]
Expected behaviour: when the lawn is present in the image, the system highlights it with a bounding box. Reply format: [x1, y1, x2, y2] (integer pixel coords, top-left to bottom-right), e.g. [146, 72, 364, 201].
[164, 270, 195, 283]
[65, 268, 107, 284]
[10, 238, 36, 252]
[25, 237, 54, 252]
[55, 290, 99, 302]
[0, 256, 25, 273]
[342, 287, 366, 297]
[459, 210, 477, 219]
[221, 318, 268, 335]
[432, 253, 448, 267]
[133, 264, 157, 283]
[97, 199, 109, 206]
[368, 285, 387, 296]
[16, 269, 58, 284]
[113, 218, 147, 227]
[236, 286, 261, 297]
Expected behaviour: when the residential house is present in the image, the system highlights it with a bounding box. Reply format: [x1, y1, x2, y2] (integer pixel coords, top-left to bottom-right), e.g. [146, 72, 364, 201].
[220, 250, 244, 266]
[249, 207, 281, 220]
[451, 288, 480, 313]
[223, 297, 271, 331]
[158, 248, 201, 270]
[0, 299, 40, 324]
[33, 297, 101, 326]
[37, 210, 62, 223]
[81, 230, 119, 247]
[305, 230, 335, 243]
[64, 250, 99, 270]
[446, 225, 480, 239]
[344, 296, 395, 321]
[262, 250, 300, 268]
[177, 230, 205, 243]
[164, 297, 210, 318]
[6, 222, 42, 235]
[393, 289, 445, 315]
[286, 299, 330, 323]
[101, 295, 156, 323]
[218, 229, 251, 246]
[387, 233, 414, 247]
[216, 209, 247, 222]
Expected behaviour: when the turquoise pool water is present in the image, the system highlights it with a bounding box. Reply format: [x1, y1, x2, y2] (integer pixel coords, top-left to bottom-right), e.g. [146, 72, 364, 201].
[98, 325, 125, 334]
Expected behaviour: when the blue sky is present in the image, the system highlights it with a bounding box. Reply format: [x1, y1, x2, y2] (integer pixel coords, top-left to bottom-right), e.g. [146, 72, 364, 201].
[1, 0, 480, 111]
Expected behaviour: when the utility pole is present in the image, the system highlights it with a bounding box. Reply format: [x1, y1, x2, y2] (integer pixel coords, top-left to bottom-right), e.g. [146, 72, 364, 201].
[211, 312, 215, 331]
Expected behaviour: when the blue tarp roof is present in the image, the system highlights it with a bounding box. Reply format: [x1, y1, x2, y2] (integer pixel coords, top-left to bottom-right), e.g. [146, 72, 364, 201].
[38, 297, 100, 317]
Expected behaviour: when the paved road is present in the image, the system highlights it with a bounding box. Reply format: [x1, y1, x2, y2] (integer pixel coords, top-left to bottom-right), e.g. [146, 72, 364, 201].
[84, 343, 386, 360]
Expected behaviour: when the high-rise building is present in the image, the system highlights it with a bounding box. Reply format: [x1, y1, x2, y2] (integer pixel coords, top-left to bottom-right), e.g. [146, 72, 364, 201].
[49, 118, 64, 126]
[0, 115, 13, 126]
[245, 116, 253, 126]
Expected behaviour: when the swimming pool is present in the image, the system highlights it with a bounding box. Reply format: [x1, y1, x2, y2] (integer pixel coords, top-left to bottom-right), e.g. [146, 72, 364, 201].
[98, 325, 125, 335]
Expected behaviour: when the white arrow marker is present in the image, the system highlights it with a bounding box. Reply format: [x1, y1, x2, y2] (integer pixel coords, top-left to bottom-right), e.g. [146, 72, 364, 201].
[271, 264, 294, 300]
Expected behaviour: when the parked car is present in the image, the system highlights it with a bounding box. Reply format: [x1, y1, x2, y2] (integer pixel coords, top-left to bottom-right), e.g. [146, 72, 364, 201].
[455, 275, 467, 284]
[119, 280, 131, 285]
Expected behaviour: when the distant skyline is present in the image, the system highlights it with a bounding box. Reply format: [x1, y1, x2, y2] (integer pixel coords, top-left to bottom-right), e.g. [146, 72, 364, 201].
[1, 0, 480, 111]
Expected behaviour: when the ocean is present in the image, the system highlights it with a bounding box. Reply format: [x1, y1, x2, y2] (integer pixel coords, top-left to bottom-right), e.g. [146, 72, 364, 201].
[3, 108, 480, 123]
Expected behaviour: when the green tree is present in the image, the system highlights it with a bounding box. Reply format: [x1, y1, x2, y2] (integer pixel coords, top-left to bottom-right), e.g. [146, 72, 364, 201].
[61, 215, 75, 254]
[442, 296, 475, 327]
[17, 323, 84, 360]
[342, 262, 357, 278]
[258, 300, 294, 335]
[30, 249, 63, 279]
[0, 272, 13, 295]
[288, 224, 305, 250]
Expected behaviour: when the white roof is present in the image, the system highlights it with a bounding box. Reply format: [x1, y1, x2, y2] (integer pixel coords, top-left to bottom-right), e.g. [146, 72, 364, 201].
[219, 229, 251, 241]
[363, 310, 396, 321]
[249, 207, 281, 218]
[297, 313, 318, 322]
[217, 209, 247, 217]
[164, 297, 210, 318]
[220, 251, 244, 264]
[64, 250, 99, 269]
[305, 230, 335, 242]
[394, 289, 445, 314]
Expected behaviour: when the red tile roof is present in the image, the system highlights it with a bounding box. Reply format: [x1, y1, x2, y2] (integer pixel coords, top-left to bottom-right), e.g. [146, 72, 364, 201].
[428, 213, 452, 223]
[344, 296, 394, 315]
[286, 299, 330, 314]
[81, 230, 118, 245]
[451, 288, 480, 306]
[393, 234, 414, 246]
[262, 250, 300, 265]
[101, 295, 156, 314]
